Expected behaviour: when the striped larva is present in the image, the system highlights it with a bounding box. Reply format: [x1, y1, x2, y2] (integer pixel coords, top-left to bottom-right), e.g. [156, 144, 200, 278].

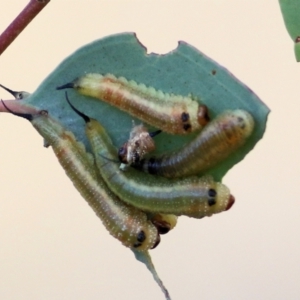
[118, 124, 161, 170]
[56, 73, 210, 135]
[132, 110, 255, 178]
[65, 94, 235, 219]
[2, 101, 160, 251]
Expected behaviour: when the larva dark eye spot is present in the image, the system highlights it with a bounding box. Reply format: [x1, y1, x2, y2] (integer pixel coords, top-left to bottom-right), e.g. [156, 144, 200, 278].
[208, 199, 216, 206]
[137, 230, 146, 243]
[237, 116, 246, 129]
[208, 189, 217, 197]
[181, 112, 190, 122]
[183, 123, 192, 131]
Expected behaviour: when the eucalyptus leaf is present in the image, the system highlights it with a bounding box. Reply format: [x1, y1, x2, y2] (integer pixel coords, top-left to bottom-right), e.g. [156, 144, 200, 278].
[279, 0, 300, 61]
[16, 33, 269, 300]
[22, 32, 269, 182]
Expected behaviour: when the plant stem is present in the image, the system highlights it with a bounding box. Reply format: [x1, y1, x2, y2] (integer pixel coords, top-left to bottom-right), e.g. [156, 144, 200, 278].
[0, 0, 51, 55]
[0, 99, 39, 115]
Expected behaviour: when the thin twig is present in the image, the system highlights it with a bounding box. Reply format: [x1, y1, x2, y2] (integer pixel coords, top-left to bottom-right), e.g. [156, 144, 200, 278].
[0, 0, 51, 55]
[0, 99, 39, 115]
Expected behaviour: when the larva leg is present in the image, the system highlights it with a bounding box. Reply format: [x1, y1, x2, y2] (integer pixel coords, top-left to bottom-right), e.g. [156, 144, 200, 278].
[2, 100, 160, 251]
[57, 73, 210, 135]
[64, 94, 235, 219]
[133, 110, 255, 178]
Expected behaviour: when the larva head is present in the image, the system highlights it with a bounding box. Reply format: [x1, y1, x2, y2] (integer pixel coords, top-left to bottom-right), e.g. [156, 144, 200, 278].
[131, 221, 161, 250]
[187, 177, 234, 218]
[220, 110, 255, 145]
[148, 213, 178, 235]
[231, 109, 255, 139]
[205, 182, 235, 216]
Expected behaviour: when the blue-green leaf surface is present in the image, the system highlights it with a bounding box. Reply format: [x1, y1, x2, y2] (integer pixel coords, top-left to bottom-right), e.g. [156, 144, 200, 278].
[279, 0, 300, 61]
[22, 32, 269, 182]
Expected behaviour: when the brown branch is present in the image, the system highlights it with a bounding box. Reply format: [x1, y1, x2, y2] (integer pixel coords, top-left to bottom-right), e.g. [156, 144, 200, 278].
[0, 0, 51, 56]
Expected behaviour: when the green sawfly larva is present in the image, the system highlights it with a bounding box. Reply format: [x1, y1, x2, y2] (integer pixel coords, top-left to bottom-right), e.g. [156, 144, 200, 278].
[132, 110, 255, 178]
[65, 94, 235, 219]
[56, 73, 210, 135]
[2, 101, 160, 251]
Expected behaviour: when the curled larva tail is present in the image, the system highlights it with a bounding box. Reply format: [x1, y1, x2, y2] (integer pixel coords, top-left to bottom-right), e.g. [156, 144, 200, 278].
[56, 73, 210, 134]
[133, 109, 255, 178]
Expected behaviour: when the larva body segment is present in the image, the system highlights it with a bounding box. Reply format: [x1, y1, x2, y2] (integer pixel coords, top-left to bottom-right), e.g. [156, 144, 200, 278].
[133, 110, 255, 178]
[57, 73, 210, 134]
[26, 112, 160, 251]
[82, 117, 234, 219]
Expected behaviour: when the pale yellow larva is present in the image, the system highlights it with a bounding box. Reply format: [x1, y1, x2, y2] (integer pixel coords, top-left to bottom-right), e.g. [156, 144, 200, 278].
[57, 73, 210, 134]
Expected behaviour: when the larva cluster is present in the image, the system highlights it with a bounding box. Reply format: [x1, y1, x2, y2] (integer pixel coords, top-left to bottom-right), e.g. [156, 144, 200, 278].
[65, 94, 235, 219]
[57, 73, 210, 135]
[55, 73, 254, 252]
[2, 73, 254, 253]
[2, 60, 257, 300]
